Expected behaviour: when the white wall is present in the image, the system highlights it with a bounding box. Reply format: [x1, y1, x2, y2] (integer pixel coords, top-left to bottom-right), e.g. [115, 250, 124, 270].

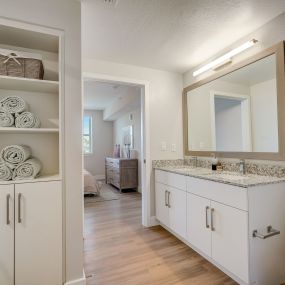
[113, 107, 142, 191]
[83, 59, 183, 216]
[183, 12, 285, 87]
[250, 79, 278, 152]
[84, 110, 113, 178]
[215, 98, 242, 151]
[0, 1, 84, 283]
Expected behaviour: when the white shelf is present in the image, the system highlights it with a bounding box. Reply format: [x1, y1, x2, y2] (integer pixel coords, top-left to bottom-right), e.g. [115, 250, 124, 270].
[0, 127, 59, 134]
[0, 174, 61, 185]
[0, 75, 59, 93]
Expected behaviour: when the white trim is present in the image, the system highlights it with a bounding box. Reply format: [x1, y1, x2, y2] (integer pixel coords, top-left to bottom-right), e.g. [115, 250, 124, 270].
[64, 276, 86, 285]
[94, 174, 105, 180]
[82, 72, 152, 227]
[149, 216, 159, 227]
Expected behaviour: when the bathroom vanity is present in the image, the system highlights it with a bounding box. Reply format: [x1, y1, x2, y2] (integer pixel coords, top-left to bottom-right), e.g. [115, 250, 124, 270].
[155, 166, 285, 285]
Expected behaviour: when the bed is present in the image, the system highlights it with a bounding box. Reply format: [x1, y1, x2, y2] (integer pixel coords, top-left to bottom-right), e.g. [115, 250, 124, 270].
[84, 169, 102, 195]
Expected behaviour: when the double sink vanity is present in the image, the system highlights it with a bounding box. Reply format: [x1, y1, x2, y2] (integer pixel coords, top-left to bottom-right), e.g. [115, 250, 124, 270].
[155, 164, 285, 285]
[155, 41, 285, 285]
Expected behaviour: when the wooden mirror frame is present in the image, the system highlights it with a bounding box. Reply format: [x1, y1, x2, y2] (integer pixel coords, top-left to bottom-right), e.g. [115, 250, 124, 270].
[183, 41, 285, 160]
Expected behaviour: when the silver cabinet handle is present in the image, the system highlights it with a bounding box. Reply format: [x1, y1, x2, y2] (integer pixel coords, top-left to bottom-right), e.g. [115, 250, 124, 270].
[253, 226, 280, 239]
[6, 194, 10, 225]
[205, 206, 210, 228]
[167, 191, 171, 208]
[18, 193, 22, 223]
[210, 208, 215, 231]
[165, 190, 168, 207]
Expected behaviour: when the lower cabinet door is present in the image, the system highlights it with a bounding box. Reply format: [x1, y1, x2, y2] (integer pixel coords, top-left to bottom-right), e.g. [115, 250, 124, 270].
[15, 181, 62, 285]
[155, 182, 169, 226]
[0, 184, 14, 285]
[186, 193, 211, 257]
[168, 187, 187, 239]
[211, 201, 249, 283]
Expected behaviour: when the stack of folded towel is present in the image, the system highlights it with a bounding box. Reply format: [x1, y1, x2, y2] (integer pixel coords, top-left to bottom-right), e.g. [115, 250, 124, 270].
[0, 145, 42, 181]
[0, 96, 41, 128]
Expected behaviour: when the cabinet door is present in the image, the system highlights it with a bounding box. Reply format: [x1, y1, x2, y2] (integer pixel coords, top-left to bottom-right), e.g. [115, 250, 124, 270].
[168, 187, 187, 239]
[155, 182, 169, 226]
[15, 181, 62, 285]
[211, 201, 249, 283]
[186, 193, 211, 257]
[0, 184, 14, 285]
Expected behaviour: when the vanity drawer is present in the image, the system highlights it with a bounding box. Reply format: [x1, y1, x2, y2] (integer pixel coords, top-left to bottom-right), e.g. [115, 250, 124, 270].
[187, 177, 248, 211]
[155, 170, 186, 191]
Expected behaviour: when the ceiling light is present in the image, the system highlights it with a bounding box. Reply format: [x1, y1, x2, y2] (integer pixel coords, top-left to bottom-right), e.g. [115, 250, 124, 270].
[193, 39, 258, 77]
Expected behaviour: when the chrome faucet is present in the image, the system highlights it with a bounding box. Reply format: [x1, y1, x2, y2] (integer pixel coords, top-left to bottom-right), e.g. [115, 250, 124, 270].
[239, 159, 246, 175]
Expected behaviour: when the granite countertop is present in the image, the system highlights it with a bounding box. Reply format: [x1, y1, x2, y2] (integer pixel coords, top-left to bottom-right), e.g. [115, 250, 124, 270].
[154, 165, 285, 188]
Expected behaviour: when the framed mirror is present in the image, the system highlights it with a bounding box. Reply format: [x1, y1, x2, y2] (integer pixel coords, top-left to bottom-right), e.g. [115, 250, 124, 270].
[183, 42, 285, 160]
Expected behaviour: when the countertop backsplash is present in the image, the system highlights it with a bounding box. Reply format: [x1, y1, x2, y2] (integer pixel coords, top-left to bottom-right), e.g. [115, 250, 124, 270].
[153, 157, 285, 178]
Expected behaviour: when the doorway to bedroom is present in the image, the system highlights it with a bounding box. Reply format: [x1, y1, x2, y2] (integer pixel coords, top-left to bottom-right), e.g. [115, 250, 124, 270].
[82, 75, 148, 228]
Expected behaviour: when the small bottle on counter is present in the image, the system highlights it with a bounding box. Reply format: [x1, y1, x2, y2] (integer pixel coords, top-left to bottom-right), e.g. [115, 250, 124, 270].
[211, 154, 218, 171]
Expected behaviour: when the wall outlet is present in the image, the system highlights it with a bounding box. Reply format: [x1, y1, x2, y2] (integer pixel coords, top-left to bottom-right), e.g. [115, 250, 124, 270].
[171, 144, 176, 152]
[161, 141, 167, 151]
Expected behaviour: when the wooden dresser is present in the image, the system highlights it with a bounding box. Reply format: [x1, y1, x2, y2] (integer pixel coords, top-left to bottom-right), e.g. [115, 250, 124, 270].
[105, 157, 138, 192]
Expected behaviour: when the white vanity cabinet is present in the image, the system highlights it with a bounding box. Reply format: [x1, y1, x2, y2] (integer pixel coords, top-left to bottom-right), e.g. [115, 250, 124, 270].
[0, 180, 62, 285]
[155, 170, 187, 239]
[155, 169, 285, 285]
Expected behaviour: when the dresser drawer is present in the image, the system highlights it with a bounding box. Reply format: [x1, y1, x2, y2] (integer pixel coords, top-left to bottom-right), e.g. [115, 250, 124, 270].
[120, 159, 138, 168]
[155, 170, 186, 191]
[187, 177, 248, 211]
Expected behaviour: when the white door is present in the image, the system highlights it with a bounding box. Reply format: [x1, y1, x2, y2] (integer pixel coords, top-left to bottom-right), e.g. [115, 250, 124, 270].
[211, 201, 249, 283]
[15, 181, 62, 285]
[168, 187, 187, 239]
[186, 193, 211, 257]
[155, 182, 169, 226]
[0, 184, 14, 285]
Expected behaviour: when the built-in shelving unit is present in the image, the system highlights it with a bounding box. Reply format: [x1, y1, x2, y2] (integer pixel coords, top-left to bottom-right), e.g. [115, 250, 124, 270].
[0, 23, 62, 179]
[0, 75, 59, 93]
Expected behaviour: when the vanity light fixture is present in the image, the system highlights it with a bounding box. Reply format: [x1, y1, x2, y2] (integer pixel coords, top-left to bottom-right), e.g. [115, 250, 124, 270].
[193, 39, 258, 77]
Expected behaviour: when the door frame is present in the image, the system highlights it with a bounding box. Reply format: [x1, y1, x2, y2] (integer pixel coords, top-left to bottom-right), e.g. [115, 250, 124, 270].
[209, 90, 252, 152]
[82, 72, 151, 227]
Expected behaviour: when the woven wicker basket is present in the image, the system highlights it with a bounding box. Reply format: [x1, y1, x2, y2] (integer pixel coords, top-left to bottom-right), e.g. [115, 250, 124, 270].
[0, 54, 44, 80]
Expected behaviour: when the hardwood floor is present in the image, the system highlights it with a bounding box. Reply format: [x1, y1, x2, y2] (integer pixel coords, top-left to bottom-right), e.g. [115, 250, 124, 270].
[84, 187, 237, 285]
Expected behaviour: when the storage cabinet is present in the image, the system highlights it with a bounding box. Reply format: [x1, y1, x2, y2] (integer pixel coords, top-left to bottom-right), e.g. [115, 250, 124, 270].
[0, 184, 14, 285]
[0, 180, 62, 285]
[155, 171, 187, 239]
[105, 157, 138, 192]
[155, 169, 285, 285]
[211, 201, 249, 283]
[187, 193, 211, 257]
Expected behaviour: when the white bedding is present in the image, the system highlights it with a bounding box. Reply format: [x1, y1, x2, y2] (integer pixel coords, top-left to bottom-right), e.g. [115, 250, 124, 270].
[84, 169, 102, 194]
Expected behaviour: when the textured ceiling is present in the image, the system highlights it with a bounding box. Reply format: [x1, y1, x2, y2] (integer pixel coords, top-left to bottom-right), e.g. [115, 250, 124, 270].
[82, 0, 285, 73]
[84, 80, 140, 110]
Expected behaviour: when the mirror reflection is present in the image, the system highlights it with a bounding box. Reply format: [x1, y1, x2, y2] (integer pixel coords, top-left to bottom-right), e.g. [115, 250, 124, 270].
[187, 54, 278, 153]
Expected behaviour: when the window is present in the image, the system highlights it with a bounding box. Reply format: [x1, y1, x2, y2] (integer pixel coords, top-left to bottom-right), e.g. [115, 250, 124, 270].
[83, 116, 92, 154]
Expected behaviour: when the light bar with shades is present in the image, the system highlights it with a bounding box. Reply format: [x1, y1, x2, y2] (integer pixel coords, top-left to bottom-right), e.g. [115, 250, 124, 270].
[193, 39, 258, 77]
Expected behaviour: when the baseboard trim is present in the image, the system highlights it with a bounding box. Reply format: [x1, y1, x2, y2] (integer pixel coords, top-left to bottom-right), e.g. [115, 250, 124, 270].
[149, 215, 159, 227]
[94, 174, 105, 180]
[64, 276, 86, 285]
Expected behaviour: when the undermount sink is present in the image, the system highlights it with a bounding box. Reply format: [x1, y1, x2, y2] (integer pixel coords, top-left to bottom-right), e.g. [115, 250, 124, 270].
[207, 173, 251, 181]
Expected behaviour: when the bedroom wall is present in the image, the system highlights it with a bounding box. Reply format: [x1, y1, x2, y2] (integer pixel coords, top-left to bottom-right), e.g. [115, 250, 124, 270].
[113, 107, 142, 192]
[84, 110, 113, 179]
[0, 1, 84, 284]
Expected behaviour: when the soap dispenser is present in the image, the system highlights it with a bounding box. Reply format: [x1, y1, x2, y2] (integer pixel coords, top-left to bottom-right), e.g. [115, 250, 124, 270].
[211, 154, 218, 171]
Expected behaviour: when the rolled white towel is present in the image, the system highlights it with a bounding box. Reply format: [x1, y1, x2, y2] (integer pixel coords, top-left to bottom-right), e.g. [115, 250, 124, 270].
[15, 112, 41, 128]
[13, 158, 42, 180]
[0, 108, 14, 127]
[0, 161, 15, 181]
[1, 145, 31, 165]
[0, 96, 28, 114]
